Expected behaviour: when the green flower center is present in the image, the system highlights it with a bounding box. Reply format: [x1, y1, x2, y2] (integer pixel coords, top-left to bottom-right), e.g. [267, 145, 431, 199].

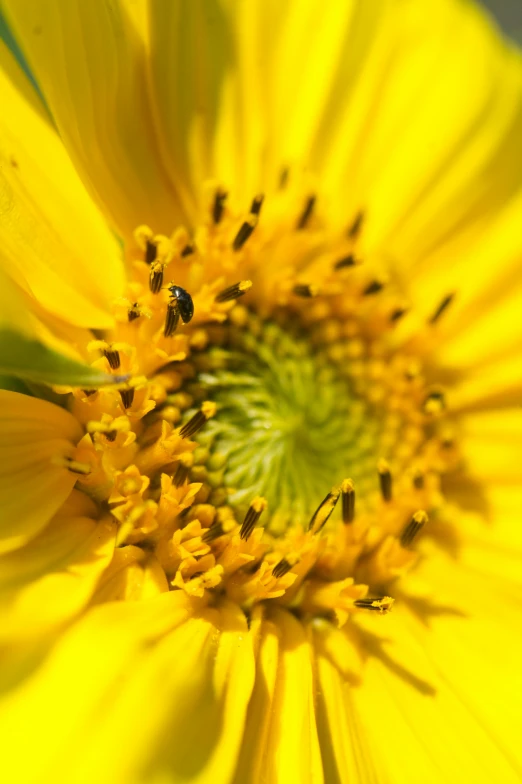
[194, 313, 380, 533]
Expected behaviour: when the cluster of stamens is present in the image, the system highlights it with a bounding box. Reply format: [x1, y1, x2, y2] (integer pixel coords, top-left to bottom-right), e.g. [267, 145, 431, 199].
[58, 178, 459, 626]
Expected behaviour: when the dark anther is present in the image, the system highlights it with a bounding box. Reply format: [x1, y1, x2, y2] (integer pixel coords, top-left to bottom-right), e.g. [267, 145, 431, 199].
[83, 388, 97, 397]
[390, 307, 408, 322]
[423, 390, 446, 414]
[250, 194, 264, 216]
[279, 167, 289, 189]
[233, 218, 256, 251]
[354, 596, 393, 613]
[292, 283, 318, 298]
[378, 461, 393, 502]
[400, 510, 428, 547]
[334, 254, 357, 270]
[128, 302, 141, 322]
[179, 405, 214, 439]
[347, 210, 364, 240]
[429, 292, 455, 324]
[203, 522, 224, 543]
[149, 266, 164, 294]
[213, 189, 228, 224]
[180, 244, 195, 257]
[297, 195, 316, 230]
[363, 279, 384, 296]
[309, 488, 340, 533]
[120, 388, 135, 409]
[341, 479, 355, 524]
[178, 506, 192, 521]
[164, 302, 180, 338]
[145, 239, 157, 265]
[104, 349, 120, 370]
[240, 497, 267, 540]
[272, 558, 293, 579]
[215, 280, 252, 303]
[64, 458, 92, 476]
[173, 458, 192, 487]
[105, 430, 117, 442]
[179, 410, 206, 438]
[413, 472, 425, 489]
[244, 557, 264, 574]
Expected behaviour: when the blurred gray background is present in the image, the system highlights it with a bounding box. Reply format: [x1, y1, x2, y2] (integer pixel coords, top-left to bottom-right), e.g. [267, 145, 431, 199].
[481, 0, 522, 42]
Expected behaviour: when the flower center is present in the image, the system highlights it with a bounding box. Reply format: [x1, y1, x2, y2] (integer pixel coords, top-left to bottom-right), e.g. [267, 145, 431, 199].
[197, 313, 364, 529]
[63, 183, 459, 624]
[192, 311, 403, 537]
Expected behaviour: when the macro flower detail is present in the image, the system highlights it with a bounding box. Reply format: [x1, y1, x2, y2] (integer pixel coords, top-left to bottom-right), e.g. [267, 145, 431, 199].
[1, 1, 522, 782]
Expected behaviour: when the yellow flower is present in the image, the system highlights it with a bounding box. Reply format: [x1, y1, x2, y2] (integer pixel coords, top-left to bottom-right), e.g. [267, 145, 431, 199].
[1, 0, 522, 782]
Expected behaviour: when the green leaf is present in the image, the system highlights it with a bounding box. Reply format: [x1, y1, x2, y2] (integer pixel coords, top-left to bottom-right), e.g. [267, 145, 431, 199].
[0, 329, 127, 388]
[0, 373, 31, 394]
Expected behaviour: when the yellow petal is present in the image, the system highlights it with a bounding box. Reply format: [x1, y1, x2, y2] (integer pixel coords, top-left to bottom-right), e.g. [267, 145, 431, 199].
[0, 595, 255, 784]
[314, 0, 522, 259]
[146, 0, 522, 271]
[458, 408, 522, 483]
[267, 0, 362, 184]
[234, 607, 324, 784]
[313, 625, 384, 784]
[351, 548, 522, 784]
[122, 0, 148, 42]
[0, 40, 125, 328]
[360, 3, 522, 261]
[148, 0, 299, 214]
[147, 0, 233, 216]
[0, 501, 116, 641]
[3, 0, 184, 239]
[0, 389, 82, 553]
[92, 545, 169, 603]
[406, 188, 522, 371]
[0, 268, 128, 388]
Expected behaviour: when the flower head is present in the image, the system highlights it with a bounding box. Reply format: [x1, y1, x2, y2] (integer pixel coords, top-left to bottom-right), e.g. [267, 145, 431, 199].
[1, 0, 522, 781]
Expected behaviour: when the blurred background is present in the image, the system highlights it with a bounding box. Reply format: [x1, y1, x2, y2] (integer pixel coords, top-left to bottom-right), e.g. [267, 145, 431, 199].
[481, 0, 522, 42]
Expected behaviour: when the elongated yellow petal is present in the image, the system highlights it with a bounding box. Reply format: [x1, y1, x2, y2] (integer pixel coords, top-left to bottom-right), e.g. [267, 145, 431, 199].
[458, 409, 522, 483]
[0, 40, 125, 329]
[0, 595, 255, 784]
[0, 390, 82, 553]
[147, 0, 235, 216]
[313, 625, 384, 784]
[234, 607, 324, 784]
[405, 189, 522, 368]
[3, 0, 184, 239]
[0, 500, 116, 641]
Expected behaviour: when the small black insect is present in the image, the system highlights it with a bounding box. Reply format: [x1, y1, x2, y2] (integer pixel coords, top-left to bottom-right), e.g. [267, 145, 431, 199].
[168, 285, 194, 323]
